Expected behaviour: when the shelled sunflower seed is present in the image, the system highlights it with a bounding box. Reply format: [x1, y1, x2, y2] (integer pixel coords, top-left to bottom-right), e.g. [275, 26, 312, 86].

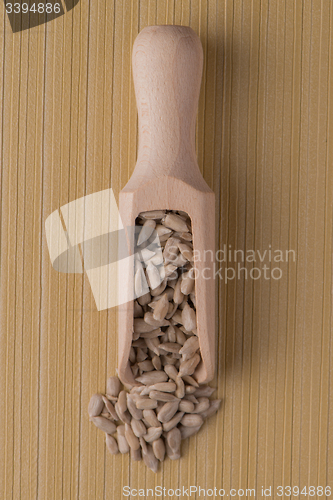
[89, 209, 221, 473]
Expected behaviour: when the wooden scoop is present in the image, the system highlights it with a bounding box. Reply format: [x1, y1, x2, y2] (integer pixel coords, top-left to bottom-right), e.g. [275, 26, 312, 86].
[118, 25, 215, 386]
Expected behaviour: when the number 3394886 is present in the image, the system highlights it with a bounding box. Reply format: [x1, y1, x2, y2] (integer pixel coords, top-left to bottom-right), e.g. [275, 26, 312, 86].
[5, 3, 61, 14]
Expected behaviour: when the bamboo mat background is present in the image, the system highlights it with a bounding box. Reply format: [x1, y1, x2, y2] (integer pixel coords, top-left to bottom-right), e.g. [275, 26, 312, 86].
[0, 1, 333, 499]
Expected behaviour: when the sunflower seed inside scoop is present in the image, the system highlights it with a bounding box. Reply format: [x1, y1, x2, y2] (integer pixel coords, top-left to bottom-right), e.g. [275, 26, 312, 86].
[179, 400, 195, 413]
[163, 237, 180, 263]
[155, 223, 172, 237]
[178, 242, 193, 262]
[88, 210, 220, 473]
[144, 311, 170, 327]
[138, 360, 154, 372]
[134, 301, 144, 317]
[182, 375, 199, 387]
[179, 336, 199, 355]
[146, 262, 162, 290]
[153, 293, 169, 321]
[180, 271, 195, 295]
[134, 318, 158, 333]
[163, 214, 189, 232]
[173, 279, 184, 304]
[150, 279, 167, 297]
[181, 303, 197, 331]
[137, 292, 151, 306]
[164, 364, 179, 381]
[179, 353, 201, 377]
[135, 266, 150, 298]
[137, 219, 156, 246]
[141, 210, 166, 219]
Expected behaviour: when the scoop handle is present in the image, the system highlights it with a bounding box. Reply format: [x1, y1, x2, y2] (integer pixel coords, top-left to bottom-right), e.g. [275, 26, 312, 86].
[132, 25, 203, 179]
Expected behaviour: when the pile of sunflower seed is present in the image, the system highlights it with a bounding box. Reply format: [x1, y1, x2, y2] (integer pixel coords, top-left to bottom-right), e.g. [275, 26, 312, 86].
[89, 210, 220, 473]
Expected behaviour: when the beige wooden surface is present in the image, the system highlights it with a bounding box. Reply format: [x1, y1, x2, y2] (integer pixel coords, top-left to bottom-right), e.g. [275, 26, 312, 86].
[0, 1, 332, 499]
